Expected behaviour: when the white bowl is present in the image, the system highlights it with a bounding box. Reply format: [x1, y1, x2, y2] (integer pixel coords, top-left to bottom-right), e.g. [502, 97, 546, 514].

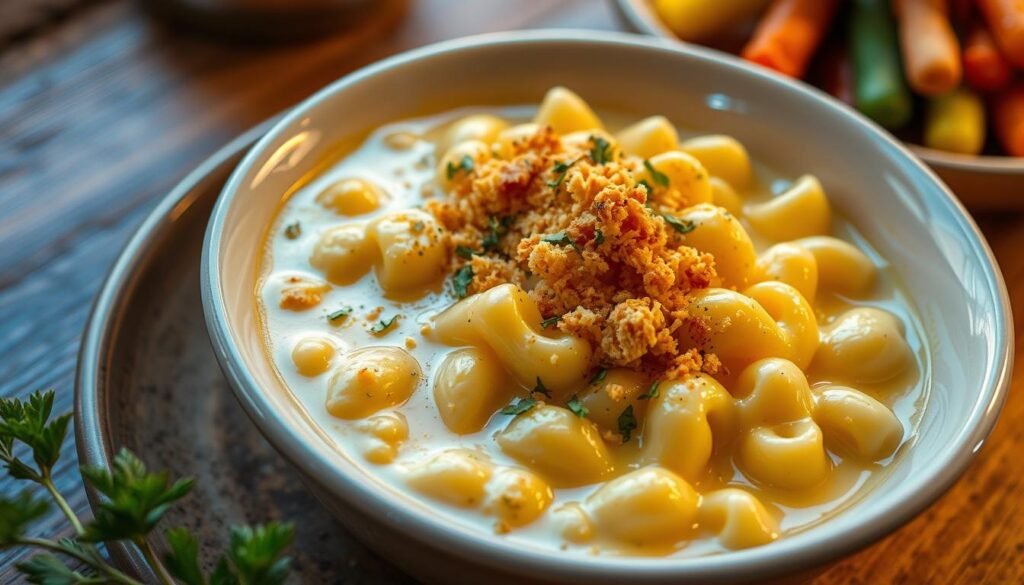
[201, 31, 1013, 585]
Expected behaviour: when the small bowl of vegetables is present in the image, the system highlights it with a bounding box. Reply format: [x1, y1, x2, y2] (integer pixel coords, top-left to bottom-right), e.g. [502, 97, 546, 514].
[614, 0, 1024, 208]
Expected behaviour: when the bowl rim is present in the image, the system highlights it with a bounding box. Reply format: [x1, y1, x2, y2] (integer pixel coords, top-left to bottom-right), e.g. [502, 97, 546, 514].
[611, 0, 1024, 171]
[75, 121, 278, 583]
[201, 30, 1013, 582]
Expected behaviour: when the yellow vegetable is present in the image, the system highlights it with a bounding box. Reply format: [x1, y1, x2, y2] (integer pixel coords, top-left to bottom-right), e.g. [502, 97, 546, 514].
[654, 0, 773, 42]
[924, 89, 986, 155]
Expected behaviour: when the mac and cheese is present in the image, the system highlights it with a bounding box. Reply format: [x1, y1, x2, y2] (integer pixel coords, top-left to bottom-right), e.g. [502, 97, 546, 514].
[256, 87, 924, 557]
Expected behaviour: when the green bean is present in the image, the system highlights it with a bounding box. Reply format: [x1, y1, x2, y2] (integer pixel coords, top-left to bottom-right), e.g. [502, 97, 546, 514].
[849, 0, 913, 128]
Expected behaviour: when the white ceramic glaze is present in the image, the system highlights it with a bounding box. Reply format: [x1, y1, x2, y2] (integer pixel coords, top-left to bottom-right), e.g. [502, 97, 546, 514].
[202, 31, 1012, 585]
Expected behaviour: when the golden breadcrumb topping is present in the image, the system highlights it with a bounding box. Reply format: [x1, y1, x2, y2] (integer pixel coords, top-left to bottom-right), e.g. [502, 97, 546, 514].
[427, 127, 719, 379]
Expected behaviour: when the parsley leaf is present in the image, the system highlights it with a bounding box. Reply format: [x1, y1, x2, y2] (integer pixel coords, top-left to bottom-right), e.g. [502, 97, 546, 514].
[166, 527, 205, 585]
[80, 448, 194, 542]
[540, 232, 580, 253]
[500, 397, 537, 416]
[0, 389, 72, 483]
[327, 306, 353, 322]
[0, 490, 49, 545]
[594, 229, 604, 246]
[455, 245, 476, 260]
[548, 158, 579, 189]
[590, 136, 612, 165]
[283, 222, 301, 240]
[639, 381, 660, 400]
[1, 389, 297, 585]
[532, 377, 552, 399]
[224, 523, 295, 585]
[589, 369, 608, 385]
[662, 214, 696, 234]
[16, 554, 96, 585]
[481, 216, 510, 252]
[644, 159, 670, 187]
[446, 155, 475, 180]
[567, 395, 589, 418]
[370, 315, 398, 334]
[452, 265, 474, 299]
[540, 315, 561, 329]
[618, 405, 638, 443]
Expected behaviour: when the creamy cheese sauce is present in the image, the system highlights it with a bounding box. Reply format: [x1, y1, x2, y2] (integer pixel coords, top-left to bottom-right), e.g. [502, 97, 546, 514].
[255, 104, 928, 557]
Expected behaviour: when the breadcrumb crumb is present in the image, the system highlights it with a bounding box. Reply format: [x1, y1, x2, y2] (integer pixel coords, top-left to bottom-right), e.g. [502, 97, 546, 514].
[428, 126, 720, 379]
[280, 277, 331, 311]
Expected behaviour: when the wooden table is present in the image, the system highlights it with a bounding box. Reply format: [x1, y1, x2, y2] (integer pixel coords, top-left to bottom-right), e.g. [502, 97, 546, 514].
[1, 0, 1021, 582]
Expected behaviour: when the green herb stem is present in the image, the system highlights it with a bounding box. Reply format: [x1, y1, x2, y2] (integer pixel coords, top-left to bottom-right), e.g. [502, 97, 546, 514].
[41, 475, 84, 536]
[11, 537, 143, 585]
[136, 538, 176, 585]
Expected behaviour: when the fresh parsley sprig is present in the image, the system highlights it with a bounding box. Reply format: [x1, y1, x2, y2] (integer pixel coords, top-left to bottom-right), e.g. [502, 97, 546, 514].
[548, 158, 579, 189]
[500, 397, 536, 417]
[589, 136, 612, 165]
[0, 389, 294, 585]
[643, 159, 670, 187]
[618, 405, 638, 443]
[540, 315, 561, 329]
[452, 265, 474, 299]
[445, 155, 474, 180]
[540, 232, 580, 253]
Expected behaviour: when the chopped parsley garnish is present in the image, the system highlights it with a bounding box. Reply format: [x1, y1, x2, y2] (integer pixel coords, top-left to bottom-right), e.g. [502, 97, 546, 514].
[639, 381, 660, 400]
[500, 397, 537, 416]
[594, 229, 605, 245]
[618, 405, 638, 443]
[455, 245, 476, 260]
[548, 158, 579, 189]
[452, 265, 474, 298]
[644, 159, 670, 187]
[446, 154, 475, 180]
[567, 395, 589, 418]
[327, 306, 353, 322]
[532, 377, 552, 398]
[662, 213, 697, 234]
[481, 215, 514, 252]
[284, 222, 302, 239]
[541, 231, 580, 253]
[589, 368, 608, 385]
[540, 315, 561, 329]
[370, 315, 398, 334]
[589, 135, 612, 165]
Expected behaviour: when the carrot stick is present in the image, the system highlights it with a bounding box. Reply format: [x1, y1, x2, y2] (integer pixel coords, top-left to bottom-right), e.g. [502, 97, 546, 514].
[963, 21, 1014, 92]
[850, 0, 913, 128]
[740, 0, 840, 78]
[978, 0, 1024, 68]
[924, 89, 986, 154]
[893, 0, 962, 96]
[994, 84, 1024, 156]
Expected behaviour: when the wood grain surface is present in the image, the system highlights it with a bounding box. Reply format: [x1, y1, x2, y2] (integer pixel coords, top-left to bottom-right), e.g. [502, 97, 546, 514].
[0, 0, 1019, 583]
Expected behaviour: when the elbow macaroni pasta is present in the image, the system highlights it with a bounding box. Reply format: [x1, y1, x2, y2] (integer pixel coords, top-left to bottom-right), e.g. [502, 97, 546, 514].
[432, 283, 592, 396]
[256, 88, 923, 558]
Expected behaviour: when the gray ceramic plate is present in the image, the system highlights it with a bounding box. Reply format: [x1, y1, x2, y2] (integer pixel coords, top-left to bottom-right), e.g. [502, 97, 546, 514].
[74, 123, 414, 584]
